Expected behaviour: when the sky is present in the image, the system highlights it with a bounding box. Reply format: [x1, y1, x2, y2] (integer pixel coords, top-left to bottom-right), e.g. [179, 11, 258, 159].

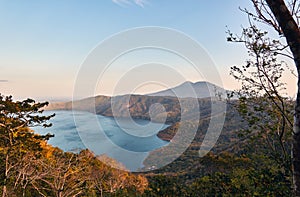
[0, 0, 297, 100]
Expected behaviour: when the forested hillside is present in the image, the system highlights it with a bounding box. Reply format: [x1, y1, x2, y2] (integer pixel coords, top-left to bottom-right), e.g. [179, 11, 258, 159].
[0, 95, 148, 197]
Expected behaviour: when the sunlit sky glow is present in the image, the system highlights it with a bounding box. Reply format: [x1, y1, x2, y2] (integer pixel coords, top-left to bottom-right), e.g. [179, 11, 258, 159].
[0, 0, 297, 101]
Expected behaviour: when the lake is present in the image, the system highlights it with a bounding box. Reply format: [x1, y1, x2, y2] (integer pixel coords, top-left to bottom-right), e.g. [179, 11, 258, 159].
[33, 110, 169, 171]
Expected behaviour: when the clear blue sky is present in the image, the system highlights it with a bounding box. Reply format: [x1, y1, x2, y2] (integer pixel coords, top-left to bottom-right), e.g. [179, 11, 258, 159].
[0, 0, 296, 100]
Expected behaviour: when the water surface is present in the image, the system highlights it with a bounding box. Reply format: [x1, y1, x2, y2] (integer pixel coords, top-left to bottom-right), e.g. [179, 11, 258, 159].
[34, 110, 169, 171]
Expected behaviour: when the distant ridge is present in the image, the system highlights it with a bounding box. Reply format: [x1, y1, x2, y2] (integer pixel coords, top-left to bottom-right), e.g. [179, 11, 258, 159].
[147, 81, 227, 98]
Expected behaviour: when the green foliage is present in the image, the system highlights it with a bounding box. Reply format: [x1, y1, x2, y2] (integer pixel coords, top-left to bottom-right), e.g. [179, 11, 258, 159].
[145, 152, 291, 196]
[190, 152, 291, 196]
[144, 175, 189, 197]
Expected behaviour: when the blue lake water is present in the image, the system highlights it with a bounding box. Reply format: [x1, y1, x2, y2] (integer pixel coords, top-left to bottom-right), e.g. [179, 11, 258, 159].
[33, 110, 169, 171]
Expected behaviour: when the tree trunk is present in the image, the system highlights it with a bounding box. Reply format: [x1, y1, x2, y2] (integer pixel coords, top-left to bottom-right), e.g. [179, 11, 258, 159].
[2, 154, 9, 197]
[265, 0, 300, 195]
[2, 186, 6, 197]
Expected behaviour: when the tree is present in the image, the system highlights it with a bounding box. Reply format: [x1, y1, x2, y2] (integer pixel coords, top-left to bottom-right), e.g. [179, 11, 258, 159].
[24, 147, 148, 197]
[0, 95, 54, 197]
[227, 24, 294, 174]
[90, 154, 148, 196]
[189, 153, 291, 196]
[229, 0, 300, 194]
[0, 94, 149, 196]
[32, 148, 88, 197]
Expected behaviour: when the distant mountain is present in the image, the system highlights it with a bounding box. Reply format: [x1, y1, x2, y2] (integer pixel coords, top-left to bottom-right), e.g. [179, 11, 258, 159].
[147, 81, 228, 98]
[46, 81, 230, 123]
[46, 95, 220, 124]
